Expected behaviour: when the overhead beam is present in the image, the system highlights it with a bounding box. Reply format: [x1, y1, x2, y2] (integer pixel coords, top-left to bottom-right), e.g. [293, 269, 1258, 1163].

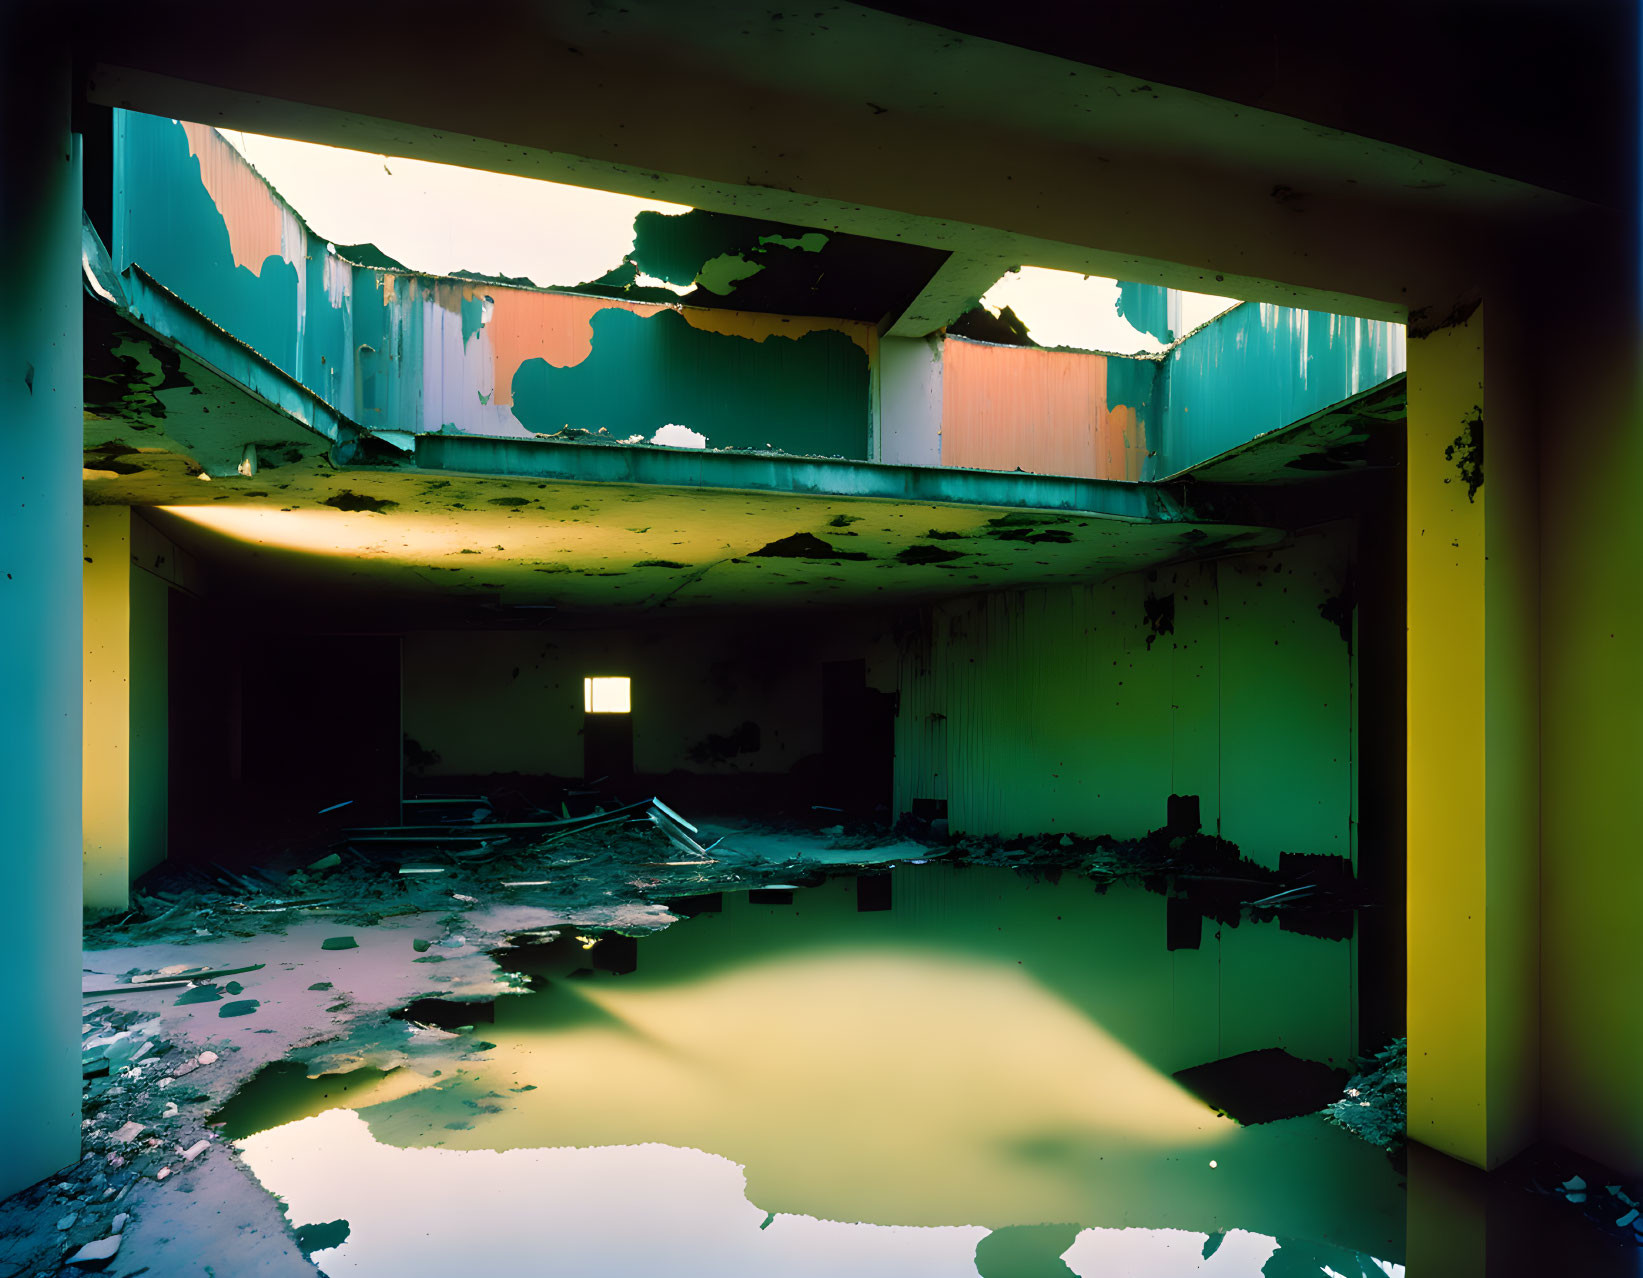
[78, 1, 1586, 321]
[881, 252, 1016, 338]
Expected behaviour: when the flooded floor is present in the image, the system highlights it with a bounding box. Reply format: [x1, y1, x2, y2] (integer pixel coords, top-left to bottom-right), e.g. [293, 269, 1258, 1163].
[217, 866, 1404, 1276]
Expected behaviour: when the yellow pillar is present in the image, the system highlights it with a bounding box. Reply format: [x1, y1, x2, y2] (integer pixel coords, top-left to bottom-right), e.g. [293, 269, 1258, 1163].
[1406, 302, 1539, 1169]
[84, 507, 135, 911]
[83, 507, 170, 911]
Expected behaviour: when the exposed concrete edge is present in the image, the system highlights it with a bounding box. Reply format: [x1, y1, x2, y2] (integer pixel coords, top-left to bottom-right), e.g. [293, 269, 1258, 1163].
[415, 433, 1200, 523]
[882, 252, 1017, 338]
[1158, 374, 1407, 484]
[115, 266, 344, 446]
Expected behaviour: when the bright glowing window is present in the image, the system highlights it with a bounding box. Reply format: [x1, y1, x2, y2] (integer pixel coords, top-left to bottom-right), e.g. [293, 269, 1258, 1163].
[583, 677, 631, 714]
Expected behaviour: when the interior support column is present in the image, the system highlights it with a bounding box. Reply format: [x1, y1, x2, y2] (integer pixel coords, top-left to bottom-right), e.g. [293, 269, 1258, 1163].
[1406, 301, 1540, 1170]
[0, 25, 85, 1199]
[83, 506, 135, 910]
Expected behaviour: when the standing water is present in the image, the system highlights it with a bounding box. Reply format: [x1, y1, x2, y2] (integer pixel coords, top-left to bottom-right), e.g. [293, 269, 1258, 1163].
[216, 865, 1403, 1276]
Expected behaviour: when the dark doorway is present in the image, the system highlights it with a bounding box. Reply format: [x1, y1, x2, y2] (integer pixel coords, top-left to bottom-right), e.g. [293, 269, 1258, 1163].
[821, 658, 895, 816]
[239, 633, 402, 829]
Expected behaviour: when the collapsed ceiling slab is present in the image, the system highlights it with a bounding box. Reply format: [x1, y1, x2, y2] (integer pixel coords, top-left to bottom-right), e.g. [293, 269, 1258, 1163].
[135, 454, 1283, 620]
[1171, 376, 1408, 485]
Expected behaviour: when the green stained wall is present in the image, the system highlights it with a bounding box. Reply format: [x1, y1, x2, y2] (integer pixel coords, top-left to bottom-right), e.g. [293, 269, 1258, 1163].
[895, 525, 1356, 870]
[511, 307, 869, 457]
[401, 615, 894, 779]
[1537, 276, 1643, 1174]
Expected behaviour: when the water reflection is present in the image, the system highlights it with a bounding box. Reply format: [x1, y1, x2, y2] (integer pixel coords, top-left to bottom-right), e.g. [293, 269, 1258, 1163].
[229, 866, 1404, 1275]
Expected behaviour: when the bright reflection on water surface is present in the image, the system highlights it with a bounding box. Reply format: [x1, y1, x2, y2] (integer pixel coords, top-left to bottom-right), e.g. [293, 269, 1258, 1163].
[228, 868, 1405, 1276]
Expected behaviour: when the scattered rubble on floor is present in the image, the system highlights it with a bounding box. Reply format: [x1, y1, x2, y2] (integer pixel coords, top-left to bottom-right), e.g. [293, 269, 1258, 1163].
[86, 795, 1369, 964]
[0, 1000, 230, 1274]
[1532, 1157, 1643, 1250]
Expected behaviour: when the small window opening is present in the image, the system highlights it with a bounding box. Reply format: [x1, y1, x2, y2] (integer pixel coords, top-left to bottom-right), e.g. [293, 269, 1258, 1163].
[583, 676, 631, 714]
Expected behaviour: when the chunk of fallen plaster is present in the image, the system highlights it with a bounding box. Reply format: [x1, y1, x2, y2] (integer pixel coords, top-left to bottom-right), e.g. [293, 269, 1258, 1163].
[178, 1140, 210, 1162]
[66, 1235, 122, 1267]
[110, 1122, 145, 1144]
[196, 1051, 218, 1065]
[111, 1213, 128, 1233]
[217, 1000, 259, 1018]
[321, 936, 358, 951]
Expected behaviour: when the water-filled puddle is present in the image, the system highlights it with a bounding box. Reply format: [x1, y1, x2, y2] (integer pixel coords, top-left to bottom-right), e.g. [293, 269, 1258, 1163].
[221, 866, 1405, 1275]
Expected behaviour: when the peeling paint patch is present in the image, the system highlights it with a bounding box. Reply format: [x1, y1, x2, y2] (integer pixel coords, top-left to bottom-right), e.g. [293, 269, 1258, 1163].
[1142, 592, 1175, 649]
[1407, 292, 1481, 339]
[897, 544, 966, 565]
[678, 308, 874, 356]
[695, 254, 764, 296]
[460, 287, 668, 409]
[651, 424, 708, 450]
[1318, 572, 1356, 653]
[749, 532, 871, 561]
[179, 121, 289, 276]
[757, 232, 828, 253]
[323, 491, 398, 513]
[511, 309, 868, 459]
[989, 527, 1074, 545]
[1444, 408, 1484, 502]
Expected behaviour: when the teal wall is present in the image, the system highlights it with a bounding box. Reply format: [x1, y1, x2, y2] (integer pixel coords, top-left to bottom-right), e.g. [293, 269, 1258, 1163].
[0, 43, 83, 1200]
[511, 308, 868, 456]
[112, 111, 871, 458]
[1156, 303, 1405, 478]
[111, 112, 1401, 481]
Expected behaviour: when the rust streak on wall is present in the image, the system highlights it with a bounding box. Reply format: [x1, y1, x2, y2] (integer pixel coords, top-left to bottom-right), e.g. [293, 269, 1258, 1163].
[939, 339, 1148, 481]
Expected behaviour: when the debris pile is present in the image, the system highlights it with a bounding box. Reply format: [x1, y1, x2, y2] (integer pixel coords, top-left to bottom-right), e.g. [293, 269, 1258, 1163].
[1544, 1169, 1643, 1248]
[87, 799, 853, 954]
[88, 798, 1376, 960]
[0, 1002, 233, 1272]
